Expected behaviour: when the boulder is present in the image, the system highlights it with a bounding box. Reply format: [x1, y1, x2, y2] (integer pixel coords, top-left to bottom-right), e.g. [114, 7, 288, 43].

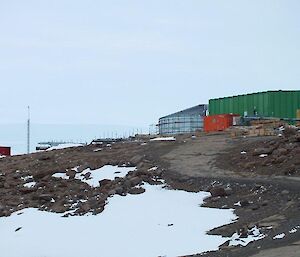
[51, 202, 67, 213]
[19, 187, 37, 194]
[115, 186, 124, 195]
[99, 179, 111, 187]
[66, 169, 76, 179]
[272, 155, 286, 164]
[79, 203, 91, 212]
[83, 172, 91, 180]
[122, 179, 132, 189]
[253, 147, 273, 156]
[129, 187, 146, 195]
[129, 176, 142, 187]
[240, 200, 250, 207]
[273, 148, 289, 156]
[209, 187, 227, 197]
[77, 164, 89, 173]
[38, 194, 53, 202]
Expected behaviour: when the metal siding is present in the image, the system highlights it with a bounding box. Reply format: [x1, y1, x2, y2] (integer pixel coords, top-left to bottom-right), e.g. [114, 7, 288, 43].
[291, 92, 297, 118]
[228, 97, 233, 113]
[268, 91, 275, 117]
[263, 92, 269, 116]
[209, 90, 300, 119]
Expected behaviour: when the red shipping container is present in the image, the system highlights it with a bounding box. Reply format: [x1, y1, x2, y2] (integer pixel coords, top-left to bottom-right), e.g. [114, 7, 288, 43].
[204, 114, 239, 132]
[0, 146, 11, 156]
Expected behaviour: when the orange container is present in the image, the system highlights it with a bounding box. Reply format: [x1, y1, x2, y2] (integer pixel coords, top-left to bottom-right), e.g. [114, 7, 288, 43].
[204, 114, 238, 132]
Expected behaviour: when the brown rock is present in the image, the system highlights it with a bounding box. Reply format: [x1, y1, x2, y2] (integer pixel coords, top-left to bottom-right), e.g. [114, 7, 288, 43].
[99, 179, 111, 187]
[209, 187, 227, 197]
[129, 187, 146, 195]
[83, 172, 91, 180]
[19, 187, 37, 194]
[129, 176, 142, 187]
[38, 194, 53, 202]
[253, 147, 273, 156]
[66, 169, 76, 179]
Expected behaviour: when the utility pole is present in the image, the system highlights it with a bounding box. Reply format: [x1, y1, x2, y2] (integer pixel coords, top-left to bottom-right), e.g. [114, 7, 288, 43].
[27, 106, 30, 154]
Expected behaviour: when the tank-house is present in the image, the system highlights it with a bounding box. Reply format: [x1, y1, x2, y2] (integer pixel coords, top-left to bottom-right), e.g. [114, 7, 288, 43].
[158, 104, 207, 135]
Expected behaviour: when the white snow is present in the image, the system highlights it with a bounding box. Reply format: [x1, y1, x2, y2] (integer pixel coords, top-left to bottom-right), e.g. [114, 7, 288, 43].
[75, 165, 136, 187]
[259, 154, 268, 158]
[289, 225, 300, 234]
[234, 201, 242, 207]
[0, 184, 237, 257]
[93, 148, 102, 152]
[229, 226, 265, 246]
[240, 151, 247, 154]
[148, 166, 158, 171]
[23, 182, 36, 188]
[52, 172, 69, 179]
[150, 137, 176, 141]
[47, 143, 84, 151]
[52, 165, 135, 187]
[21, 175, 33, 181]
[273, 233, 285, 239]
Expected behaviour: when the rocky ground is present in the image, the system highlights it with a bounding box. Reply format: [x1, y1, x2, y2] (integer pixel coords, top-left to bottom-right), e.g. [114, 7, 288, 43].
[0, 127, 300, 256]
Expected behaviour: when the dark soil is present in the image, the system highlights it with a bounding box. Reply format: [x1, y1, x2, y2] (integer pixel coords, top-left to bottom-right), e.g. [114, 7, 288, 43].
[0, 131, 300, 257]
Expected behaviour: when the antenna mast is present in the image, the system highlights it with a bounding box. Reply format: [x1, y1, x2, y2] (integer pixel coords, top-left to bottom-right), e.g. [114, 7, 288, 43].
[27, 106, 30, 154]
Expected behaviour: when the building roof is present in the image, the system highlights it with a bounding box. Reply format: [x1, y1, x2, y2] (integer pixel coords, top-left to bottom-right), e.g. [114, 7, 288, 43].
[210, 90, 300, 101]
[159, 104, 207, 120]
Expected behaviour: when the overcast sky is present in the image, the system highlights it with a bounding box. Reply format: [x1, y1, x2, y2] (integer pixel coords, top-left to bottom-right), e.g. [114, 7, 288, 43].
[0, 0, 299, 126]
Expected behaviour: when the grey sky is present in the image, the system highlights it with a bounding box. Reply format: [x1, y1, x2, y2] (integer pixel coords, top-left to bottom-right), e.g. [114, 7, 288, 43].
[0, 0, 299, 126]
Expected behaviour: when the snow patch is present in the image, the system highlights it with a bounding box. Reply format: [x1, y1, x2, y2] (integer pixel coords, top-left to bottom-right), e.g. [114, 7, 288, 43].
[229, 226, 265, 246]
[52, 173, 69, 179]
[23, 182, 36, 188]
[0, 184, 237, 257]
[273, 233, 285, 239]
[75, 165, 136, 187]
[234, 201, 241, 207]
[21, 175, 33, 181]
[259, 154, 268, 158]
[150, 137, 176, 141]
[148, 166, 158, 171]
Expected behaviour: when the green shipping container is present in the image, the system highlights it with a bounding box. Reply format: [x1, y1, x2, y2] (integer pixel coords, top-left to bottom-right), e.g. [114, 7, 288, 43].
[209, 90, 300, 119]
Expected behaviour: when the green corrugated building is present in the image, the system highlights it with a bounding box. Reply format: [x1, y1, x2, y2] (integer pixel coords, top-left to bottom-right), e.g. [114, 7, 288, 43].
[209, 90, 300, 119]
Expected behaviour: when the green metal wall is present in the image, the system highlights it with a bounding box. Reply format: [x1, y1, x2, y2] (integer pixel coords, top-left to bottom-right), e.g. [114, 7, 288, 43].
[209, 91, 300, 119]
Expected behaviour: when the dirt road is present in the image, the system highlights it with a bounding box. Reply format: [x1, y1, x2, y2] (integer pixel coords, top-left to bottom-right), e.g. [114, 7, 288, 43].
[159, 133, 300, 257]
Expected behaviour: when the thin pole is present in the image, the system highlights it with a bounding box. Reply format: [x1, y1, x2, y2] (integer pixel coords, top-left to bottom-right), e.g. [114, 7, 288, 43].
[27, 106, 30, 154]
